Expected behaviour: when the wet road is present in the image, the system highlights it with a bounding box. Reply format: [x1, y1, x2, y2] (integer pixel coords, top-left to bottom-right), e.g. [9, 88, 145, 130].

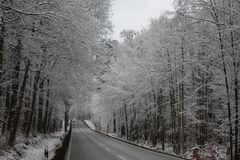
[68, 122, 181, 160]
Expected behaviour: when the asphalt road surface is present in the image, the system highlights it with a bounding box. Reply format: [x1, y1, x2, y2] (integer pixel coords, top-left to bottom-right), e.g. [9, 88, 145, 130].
[68, 122, 181, 160]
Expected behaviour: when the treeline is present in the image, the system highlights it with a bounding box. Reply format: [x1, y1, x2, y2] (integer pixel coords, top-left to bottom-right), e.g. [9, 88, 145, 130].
[0, 0, 111, 147]
[96, 0, 240, 159]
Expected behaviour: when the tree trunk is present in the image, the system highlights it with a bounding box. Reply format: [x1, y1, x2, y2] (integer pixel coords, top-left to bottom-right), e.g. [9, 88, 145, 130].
[179, 37, 185, 154]
[64, 98, 70, 133]
[47, 104, 54, 133]
[233, 48, 239, 160]
[0, 15, 4, 75]
[43, 79, 50, 134]
[228, 5, 239, 158]
[124, 100, 129, 140]
[167, 50, 176, 146]
[219, 26, 233, 160]
[22, 96, 30, 135]
[9, 60, 30, 146]
[0, 17, 4, 118]
[7, 36, 22, 132]
[25, 71, 40, 137]
[37, 77, 44, 133]
[64, 108, 69, 132]
[209, 1, 233, 158]
[1, 86, 10, 134]
[160, 89, 165, 151]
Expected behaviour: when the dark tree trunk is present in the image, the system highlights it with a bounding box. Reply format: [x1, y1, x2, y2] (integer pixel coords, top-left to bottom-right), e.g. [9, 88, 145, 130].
[37, 78, 44, 133]
[218, 28, 233, 160]
[25, 71, 40, 137]
[47, 104, 54, 133]
[2, 86, 10, 134]
[0, 17, 5, 119]
[124, 101, 129, 140]
[151, 82, 157, 147]
[9, 60, 30, 146]
[22, 68, 32, 135]
[179, 37, 185, 154]
[22, 97, 30, 134]
[7, 36, 22, 132]
[64, 110, 69, 132]
[229, 15, 239, 160]
[233, 54, 239, 160]
[208, 2, 233, 158]
[159, 89, 165, 151]
[0, 17, 4, 74]
[64, 98, 70, 133]
[167, 50, 176, 145]
[43, 79, 50, 134]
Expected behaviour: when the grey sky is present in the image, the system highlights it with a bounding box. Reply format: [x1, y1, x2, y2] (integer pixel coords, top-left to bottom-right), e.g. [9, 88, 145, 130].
[111, 0, 174, 40]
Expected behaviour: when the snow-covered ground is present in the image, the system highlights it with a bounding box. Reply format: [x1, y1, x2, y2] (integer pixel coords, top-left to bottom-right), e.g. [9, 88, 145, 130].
[84, 120, 96, 130]
[0, 131, 65, 160]
[184, 144, 227, 160]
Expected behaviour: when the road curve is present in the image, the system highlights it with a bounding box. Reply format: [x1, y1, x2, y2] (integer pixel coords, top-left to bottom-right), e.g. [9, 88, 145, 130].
[68, 122, 181, 160]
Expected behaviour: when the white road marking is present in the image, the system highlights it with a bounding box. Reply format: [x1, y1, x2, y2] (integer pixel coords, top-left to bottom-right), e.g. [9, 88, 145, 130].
[105, 148, 110, 151]
[117, 155, 127, 160]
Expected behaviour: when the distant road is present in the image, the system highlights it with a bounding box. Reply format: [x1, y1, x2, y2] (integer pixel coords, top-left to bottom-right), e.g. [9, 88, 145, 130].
[68, 122, 181, 160]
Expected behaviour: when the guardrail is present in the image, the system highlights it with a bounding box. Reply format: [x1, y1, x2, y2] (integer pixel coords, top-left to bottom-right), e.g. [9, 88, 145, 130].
[82, 120, 189, 160]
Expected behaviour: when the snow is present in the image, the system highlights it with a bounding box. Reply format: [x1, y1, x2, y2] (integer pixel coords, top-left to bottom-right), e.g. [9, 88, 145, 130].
[84, 120, 96, 130]
[0, 131, 65, 160]
[107, 133, 118, 138]
[184, 145, 226, 160]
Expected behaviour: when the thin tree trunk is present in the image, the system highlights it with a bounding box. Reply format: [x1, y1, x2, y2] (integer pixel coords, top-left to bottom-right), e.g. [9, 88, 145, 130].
[43, 79, 50, 134]
[160, 89, 165, 151]
[0, 17, 4, 114]
[1, 86, 10, 134]
[218, 27, 233, 160]
[167, 50, 176, 146]
[228, 4, 239, 158]
[0, 13, 4, 73]
[64, 98, 70, 133]
[179, 37, 185, 154]
[37, 78, 44, 133]
[209, 1, 233, 158]
[219, 28, 233, 160]
[25, 71, 40, 137]
[151, 82, 157, 147]
[233, 51, 239, 160]
[47, 103, 54, 133]
[124, 100, 129, 140]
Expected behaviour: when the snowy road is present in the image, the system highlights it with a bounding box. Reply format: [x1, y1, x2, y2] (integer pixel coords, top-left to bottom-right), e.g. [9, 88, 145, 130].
[68, 122, 181, 160]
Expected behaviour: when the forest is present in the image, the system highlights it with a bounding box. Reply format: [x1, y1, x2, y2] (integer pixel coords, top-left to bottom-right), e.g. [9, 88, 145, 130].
[91, 0, 240, 160]
[0, 0, 240, 160]
[0, 0, 111, 150]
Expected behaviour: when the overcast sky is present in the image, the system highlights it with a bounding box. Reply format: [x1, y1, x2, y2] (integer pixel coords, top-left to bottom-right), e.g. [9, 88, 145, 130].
[111, 0, 174, 40]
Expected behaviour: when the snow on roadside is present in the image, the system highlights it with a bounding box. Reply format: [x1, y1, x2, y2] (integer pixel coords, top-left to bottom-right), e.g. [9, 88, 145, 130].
[84, 120, 96, 130]
[102, 132, 226, 160]
[107, 133, 118, 138]
[83, 120, 226, 159]
[0, 131, 65, 160]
